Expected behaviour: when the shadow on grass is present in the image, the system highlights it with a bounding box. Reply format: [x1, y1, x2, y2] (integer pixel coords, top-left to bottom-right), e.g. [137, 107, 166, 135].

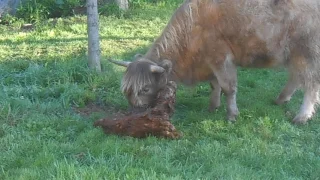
[0, 36, 155, 46]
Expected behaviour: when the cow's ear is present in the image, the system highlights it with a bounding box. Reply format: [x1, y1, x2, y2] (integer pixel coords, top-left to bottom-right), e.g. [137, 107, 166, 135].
[160, 60, 172, 74]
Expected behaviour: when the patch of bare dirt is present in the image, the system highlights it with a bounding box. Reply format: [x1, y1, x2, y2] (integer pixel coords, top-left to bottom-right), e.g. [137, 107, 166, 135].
[72, 103, 125, 118]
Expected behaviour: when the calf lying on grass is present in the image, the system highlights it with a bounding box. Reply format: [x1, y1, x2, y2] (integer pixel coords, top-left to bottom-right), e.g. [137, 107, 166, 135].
[94, 81, 181, 139]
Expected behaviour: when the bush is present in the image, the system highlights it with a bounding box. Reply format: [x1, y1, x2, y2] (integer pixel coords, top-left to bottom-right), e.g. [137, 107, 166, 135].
[16, 0, 84, 23]
[5, 0, 182, 24]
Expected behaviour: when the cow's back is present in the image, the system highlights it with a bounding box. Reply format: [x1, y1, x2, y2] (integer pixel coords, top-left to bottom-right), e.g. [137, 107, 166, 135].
[146, 0, 320, 85]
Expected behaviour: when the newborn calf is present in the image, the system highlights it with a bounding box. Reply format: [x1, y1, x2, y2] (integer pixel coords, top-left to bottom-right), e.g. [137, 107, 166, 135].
[93, 81, 181, 139]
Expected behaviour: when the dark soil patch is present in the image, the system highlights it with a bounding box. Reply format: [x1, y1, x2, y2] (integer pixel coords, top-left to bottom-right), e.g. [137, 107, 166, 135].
[72, 102, 125, 118]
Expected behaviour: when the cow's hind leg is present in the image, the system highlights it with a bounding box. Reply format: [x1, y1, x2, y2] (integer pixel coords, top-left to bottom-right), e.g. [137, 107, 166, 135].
[288, 50, 319, 124]
[293, 85, 319, 124]
[275, 73, 300, 105]
[213, 57, 239, 122]
[209, 76, 222, 112]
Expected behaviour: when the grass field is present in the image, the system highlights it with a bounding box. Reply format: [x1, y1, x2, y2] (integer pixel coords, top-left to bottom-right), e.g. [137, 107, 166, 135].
[1, 2, 320, 180]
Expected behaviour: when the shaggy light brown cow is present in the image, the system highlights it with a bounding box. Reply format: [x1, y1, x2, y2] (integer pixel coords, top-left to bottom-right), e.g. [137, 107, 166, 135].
[111, 0, 320, 124]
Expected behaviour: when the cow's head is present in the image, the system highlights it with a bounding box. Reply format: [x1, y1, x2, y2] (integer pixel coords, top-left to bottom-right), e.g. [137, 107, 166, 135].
[110, 55, 172, 108]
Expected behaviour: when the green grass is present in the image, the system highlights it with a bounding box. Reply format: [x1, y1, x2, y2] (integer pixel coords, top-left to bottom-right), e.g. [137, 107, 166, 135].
[1, 2, 320, 180]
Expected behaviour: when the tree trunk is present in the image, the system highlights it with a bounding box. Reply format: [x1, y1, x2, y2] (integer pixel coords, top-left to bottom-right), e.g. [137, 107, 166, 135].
[0, 0, 23, 16]
[0, 0, 9, 17]
[101, 0, 129, 11]
[115, 0, 128, 10]
[87, 0, 101, 72]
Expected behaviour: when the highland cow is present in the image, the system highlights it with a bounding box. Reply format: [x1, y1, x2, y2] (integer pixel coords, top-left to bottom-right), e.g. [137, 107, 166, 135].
[110, 0, 320, 124]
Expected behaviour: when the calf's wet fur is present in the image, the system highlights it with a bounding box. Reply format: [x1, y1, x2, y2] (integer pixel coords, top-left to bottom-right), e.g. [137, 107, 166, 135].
[93, 81, 181, 139]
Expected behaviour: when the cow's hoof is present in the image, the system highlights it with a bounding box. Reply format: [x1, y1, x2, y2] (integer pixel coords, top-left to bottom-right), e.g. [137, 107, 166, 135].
[227, 116, 237, 123]
[208, 103, 220, 112]
[274, 98, 288, 105]
[292, 115, 309, 125]
[227, 111, 239, 122]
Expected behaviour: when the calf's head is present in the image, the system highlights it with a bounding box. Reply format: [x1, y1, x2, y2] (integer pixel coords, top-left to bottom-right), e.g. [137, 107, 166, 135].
[110, 55, 172, 108]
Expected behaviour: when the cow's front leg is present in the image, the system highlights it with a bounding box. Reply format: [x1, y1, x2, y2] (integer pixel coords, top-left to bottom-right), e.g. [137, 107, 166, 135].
[213, 56, 239, 122]
[293, 85, 319, 124]
[275, 73, 300, 105]
[209, 76, 222, 112]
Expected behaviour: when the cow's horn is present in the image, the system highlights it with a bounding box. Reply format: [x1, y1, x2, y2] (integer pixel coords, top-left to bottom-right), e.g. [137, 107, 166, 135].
[109, 59, 131, 67]
[150, 65, 165, 73]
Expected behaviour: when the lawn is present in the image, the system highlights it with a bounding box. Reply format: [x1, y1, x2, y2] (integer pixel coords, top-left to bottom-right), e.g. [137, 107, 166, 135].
[1, 1, 320, 180]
